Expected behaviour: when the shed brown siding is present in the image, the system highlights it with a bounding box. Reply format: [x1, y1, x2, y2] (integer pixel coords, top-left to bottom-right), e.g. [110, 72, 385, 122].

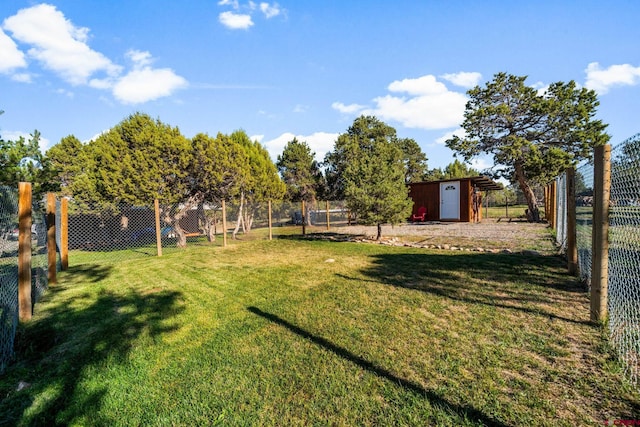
[408, 181, 440, 221]
[408, 178, 478, 222]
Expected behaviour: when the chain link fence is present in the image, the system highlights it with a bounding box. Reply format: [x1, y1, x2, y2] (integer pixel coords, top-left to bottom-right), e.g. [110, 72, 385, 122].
[0, 187, 61, 373]
[67, 199, 352, 266]
[608, 134, 640, 386]
[554, 173, 568, 253]
[576, 162, 594, 286]
[553, 134, 640, 387]
[0, 186, 19, 373]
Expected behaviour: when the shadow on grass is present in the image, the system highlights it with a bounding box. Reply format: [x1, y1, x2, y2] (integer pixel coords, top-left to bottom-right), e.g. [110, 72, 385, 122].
[248, 306, 508, 427]
[0, 285, 184, 426]
[351, 252, 590, 325]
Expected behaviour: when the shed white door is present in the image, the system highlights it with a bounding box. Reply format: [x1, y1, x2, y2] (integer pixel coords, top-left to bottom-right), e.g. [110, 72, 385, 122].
[440, 181, 460, 220]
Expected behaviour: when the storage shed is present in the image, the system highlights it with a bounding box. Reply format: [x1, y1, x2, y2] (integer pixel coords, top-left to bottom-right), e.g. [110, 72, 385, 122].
[408, 176, 502, 223]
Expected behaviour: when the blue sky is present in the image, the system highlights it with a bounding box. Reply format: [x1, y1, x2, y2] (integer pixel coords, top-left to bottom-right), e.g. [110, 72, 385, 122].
[1, 1, 639, 172]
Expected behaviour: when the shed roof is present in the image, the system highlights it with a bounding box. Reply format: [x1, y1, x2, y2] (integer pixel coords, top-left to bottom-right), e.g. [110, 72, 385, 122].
[469, 176, 503, 191]
[409, 176, 503, 191]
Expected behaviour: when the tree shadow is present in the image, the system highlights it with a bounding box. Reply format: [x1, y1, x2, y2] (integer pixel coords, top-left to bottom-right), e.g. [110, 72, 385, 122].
[0, 284, 184, 425]
[247, 306, 508, 427]
[350, 252, 591, 325]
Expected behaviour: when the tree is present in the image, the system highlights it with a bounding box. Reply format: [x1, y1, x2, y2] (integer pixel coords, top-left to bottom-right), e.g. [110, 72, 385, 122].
[396, 137, 429, 183]
[331, 116, 413, 240]
[229, 130, 285, 239]
[446, 72, 609, 222]
[46, 135, 100, 204]
[190, 132, 249, 241]
[276, 137, 324, 203]
[0, 130, 52, 196]
[442, 159, 480, 180]
[89, 113, 193, 246]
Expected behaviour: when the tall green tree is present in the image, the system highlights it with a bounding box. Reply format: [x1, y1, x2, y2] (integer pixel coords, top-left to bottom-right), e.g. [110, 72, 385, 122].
[396, 138, 429, 183]
[88, 113, 193, 245]
[190, 132, 249, 241]
[46, 135, 100, 204]
[0, 130, 53, 196]
[446, 73, 609, 221]
[229, 130, 285, 238]
[331, 116, 412, 240]
[276, 137, 324, 204]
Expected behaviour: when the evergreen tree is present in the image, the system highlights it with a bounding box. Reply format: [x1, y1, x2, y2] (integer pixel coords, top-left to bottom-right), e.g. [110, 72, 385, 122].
[332, 116, 413, 240]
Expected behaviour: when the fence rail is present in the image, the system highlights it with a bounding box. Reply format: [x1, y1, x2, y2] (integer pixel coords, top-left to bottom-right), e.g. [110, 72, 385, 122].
[553, 135, 640, 388]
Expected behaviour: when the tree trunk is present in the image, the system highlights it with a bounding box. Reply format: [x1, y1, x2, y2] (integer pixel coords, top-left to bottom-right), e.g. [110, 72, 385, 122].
[376, 223, 382, 240]
[197, 201, 216, 243]
[232, 192, 244, 240]
[514, 160, 540, 222]
[162, 193, 203, 248]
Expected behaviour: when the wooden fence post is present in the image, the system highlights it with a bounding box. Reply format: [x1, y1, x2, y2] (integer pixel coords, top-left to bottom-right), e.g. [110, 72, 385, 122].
[60, 197, 68, 270]
[46, 193, 57, 286]
[326, 200, 330, 230]
[566, 168, 578, 275]
[154, 199, 162, 257]
[222, 200, 227, 247]
[268, 200, 273, 241]
[18, 182, 32, 322]
[591, 144, 611, 322]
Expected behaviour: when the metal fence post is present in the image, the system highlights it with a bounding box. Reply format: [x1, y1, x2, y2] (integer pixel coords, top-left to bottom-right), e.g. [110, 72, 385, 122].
[591, 144, 611, 322]
[222, 200, 227, 247]
[326, 200, 330, 230]
[566, 168, 578, 275]
[18, 182, 32, 322]
[268, 200, 273, 241]
[154, 199, 162, 257]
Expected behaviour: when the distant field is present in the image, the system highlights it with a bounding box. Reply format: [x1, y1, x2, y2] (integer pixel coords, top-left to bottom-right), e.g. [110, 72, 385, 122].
[0, 237, 638, 426]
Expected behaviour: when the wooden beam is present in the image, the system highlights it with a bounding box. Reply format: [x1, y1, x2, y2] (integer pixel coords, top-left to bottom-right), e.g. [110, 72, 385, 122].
[46, 193, 57, 285]
[591, 144, 611, 322]
[18, 182, 32, 322]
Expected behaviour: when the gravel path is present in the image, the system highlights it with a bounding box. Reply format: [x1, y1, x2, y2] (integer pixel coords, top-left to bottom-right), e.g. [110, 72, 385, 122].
[325, 218, 557, 254]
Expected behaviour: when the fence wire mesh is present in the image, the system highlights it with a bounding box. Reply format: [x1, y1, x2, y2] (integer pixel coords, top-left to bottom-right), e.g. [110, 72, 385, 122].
[576, 162, 594, 286]
[68, 199, 351, 266]
[0, 186, 18, 373]
[555, 135, 640, 388]
[608, 134, 640, 386]
[555, 173, 568, 252]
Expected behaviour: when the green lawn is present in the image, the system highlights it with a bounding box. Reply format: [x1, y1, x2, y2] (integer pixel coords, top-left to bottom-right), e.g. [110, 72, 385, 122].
[1, 237, 638, 426]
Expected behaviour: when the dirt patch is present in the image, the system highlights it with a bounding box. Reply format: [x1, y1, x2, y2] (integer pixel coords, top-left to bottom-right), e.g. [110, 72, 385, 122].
[323, 218, 557, 254]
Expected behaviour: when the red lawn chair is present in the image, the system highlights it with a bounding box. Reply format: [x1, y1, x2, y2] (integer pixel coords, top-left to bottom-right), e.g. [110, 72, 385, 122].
[411, 206, 427, 222]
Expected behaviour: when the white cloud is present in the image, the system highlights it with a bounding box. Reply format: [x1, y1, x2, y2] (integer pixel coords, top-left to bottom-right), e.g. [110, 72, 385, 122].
[219, 11, 254, 29]
[331, 102, 366, 114]
[440, 72, 482, 88]
[112, 68, 188, 105]
[260, 2, 281, 18]
[531, 81, 549, 96]
[470, 157, 491, 172]
[11, 73, 31, 83]
[388, 75, 448, 95]
[293, 104, 308, 113]
[0, 28, 26, 73]
[1, 130, 50, 152]
[218, 0, 240, 8]
[3, 4, 121, 85]
[435, 128, 465, 145]
[585, 62, 640, 94]
[334, 74, 471, 130]
[261, 131, 339, 163]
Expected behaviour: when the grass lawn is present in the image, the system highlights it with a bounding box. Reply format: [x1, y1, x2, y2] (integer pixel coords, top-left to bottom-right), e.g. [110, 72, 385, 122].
[1, 236, 638, 426]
